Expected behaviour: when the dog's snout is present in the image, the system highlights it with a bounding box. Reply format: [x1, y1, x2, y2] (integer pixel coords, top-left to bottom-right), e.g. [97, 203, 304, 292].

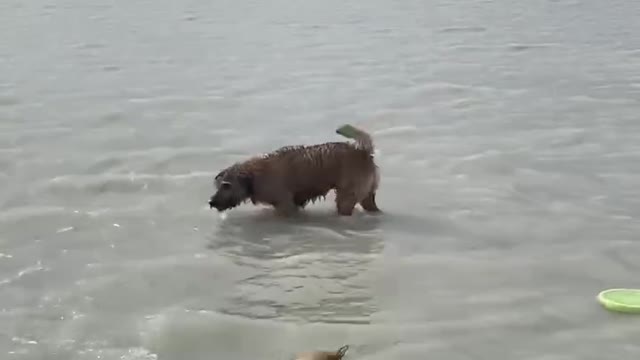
[208, 196, 217, 209]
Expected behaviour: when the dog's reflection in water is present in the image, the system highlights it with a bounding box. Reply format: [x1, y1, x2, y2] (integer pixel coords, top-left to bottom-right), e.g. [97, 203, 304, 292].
[207, 208, 383, 260]
[206, 208, 384, 323]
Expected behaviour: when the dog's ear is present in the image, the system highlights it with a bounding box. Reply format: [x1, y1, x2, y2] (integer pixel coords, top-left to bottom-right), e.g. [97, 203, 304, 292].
[238, 173, 254, 196]
[214, 170, 226, 188]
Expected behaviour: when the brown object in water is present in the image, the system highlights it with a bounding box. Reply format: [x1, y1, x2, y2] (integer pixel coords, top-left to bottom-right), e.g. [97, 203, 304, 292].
[208, 124, 381, 216]
[294, 345, 350, 360]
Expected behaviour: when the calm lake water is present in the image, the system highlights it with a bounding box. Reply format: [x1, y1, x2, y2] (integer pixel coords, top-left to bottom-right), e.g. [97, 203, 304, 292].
[2, 0, 640, 359]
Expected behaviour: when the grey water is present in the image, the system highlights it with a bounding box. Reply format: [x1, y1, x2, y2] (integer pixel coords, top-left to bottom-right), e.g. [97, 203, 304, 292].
[1, 0, 640, 359]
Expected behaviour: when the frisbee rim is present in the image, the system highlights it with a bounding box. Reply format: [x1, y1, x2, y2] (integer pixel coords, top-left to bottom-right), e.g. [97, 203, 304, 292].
[597, 288, 640, 313]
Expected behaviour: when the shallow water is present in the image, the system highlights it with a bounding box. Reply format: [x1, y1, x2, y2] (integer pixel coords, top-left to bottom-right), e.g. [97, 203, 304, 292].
[2, 0, 640, 359]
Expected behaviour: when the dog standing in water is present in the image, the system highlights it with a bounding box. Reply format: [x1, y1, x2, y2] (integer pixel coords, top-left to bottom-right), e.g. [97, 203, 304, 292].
[208, 124, 380, 216]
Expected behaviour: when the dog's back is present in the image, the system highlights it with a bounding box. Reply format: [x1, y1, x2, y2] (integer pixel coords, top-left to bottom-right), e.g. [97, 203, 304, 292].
[266, 141, 374, 184]
[257, 132, 379, 212]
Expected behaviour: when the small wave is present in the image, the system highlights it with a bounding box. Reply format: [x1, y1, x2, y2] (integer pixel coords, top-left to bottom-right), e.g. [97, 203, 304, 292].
[0, 95, 20, 106]
[43, 171, 214, 195]
[449, 44, 497, 52]
[140, 308, 293, 357]
[126, 95, 223, 104]
[0, 261, 47, 287]
[120, 347, 158, 360]
[568, 95, 636, 105]
[373, 126, 418, 136]
[440, 26, 486, 33]
[0, 206, 67, 223]
[56, 226, 74, 233]
[506, 43, 558, 52]
[140, 307, 379, 358]
[0, 147, 23, 155]
[85, 146, 222, 173]
[420, 81, 520, 95]
[11, 337, 38, 345]
[96, 146, 224, 159]
[72, 42, 105, 50]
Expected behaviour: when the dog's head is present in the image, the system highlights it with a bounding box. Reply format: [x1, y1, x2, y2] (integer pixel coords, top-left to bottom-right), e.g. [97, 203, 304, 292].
[208, 168, 253, 212]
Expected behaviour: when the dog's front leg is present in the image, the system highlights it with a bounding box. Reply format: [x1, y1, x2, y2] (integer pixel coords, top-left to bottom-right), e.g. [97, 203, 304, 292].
[335, 190, 358, 216]
[273, 194, 299, 217]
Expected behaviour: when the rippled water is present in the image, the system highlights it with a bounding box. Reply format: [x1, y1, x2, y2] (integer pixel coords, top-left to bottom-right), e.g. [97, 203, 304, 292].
[2, 0, 640, 359]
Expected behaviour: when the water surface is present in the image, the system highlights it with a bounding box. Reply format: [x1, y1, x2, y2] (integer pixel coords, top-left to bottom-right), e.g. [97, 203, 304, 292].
[2, 0, 640, 359]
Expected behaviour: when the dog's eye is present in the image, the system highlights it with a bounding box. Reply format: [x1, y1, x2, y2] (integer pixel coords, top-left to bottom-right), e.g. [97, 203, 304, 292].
[220, 182, 231, 190]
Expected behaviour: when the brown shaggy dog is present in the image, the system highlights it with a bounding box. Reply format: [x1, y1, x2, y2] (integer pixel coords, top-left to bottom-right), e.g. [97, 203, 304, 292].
[208, 125, 380, 216]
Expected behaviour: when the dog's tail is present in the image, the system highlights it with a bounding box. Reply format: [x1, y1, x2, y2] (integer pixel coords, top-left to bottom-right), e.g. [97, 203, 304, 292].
[336, 124, 374, 154]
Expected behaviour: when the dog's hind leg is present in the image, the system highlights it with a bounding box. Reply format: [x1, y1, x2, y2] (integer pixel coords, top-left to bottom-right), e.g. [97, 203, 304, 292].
[359, 191, 381, 213]
[293, 193, 309, 208]
[335, 189, 358, 216]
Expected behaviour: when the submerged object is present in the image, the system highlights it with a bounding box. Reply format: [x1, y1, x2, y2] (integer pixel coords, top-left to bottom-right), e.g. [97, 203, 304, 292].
[294, 345, 349, 360]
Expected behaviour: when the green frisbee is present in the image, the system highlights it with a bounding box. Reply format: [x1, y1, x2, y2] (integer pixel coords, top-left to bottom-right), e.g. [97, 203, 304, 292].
[597, 288, 640, 314]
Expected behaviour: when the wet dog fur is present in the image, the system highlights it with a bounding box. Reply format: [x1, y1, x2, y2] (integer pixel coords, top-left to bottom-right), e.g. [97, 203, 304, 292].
[208, 125, 380, 216]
